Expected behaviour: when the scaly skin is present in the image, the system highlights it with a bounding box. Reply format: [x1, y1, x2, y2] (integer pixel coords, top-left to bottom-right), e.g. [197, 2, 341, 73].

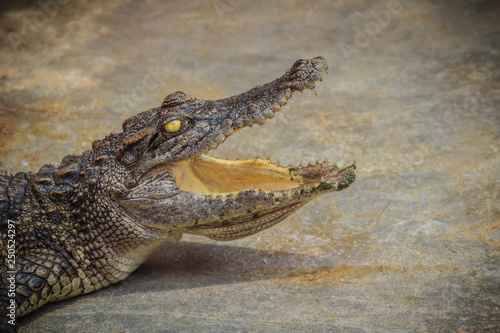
[0, 56, 355, 332]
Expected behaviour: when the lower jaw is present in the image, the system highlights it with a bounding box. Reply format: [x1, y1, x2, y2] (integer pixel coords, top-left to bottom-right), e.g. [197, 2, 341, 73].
[184, 201, 308, 241]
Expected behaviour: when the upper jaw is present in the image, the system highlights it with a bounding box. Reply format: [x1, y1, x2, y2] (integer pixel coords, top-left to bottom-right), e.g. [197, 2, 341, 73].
[150, 57, 328, 162]
[121, 56, 329, 188]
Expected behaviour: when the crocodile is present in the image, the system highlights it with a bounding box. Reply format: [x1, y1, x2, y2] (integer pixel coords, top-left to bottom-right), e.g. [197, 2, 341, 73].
[0, 56, 356, 331]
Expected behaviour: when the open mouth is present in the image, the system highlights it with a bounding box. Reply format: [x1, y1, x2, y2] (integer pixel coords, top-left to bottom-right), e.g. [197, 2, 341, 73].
[172, 154, 356, 240]
[169, 154, 356, 199]
[170, 155, 305, 196]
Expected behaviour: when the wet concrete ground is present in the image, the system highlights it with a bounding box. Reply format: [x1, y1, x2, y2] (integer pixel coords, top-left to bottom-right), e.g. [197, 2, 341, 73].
[0, 0, 499, 332]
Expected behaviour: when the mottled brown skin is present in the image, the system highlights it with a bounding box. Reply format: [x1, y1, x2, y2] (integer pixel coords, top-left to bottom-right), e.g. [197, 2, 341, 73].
[0, 57, 355, 332]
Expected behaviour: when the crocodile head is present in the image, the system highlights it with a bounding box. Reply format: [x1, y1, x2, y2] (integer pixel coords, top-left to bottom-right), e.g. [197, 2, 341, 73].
[112, 56, 355, 241]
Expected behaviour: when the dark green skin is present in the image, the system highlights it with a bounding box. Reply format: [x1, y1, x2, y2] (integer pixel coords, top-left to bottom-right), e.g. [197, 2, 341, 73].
[0, 57, 355, 332]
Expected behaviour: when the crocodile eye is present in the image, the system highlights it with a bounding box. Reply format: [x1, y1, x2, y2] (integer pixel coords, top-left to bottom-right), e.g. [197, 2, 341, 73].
[164, 119, 182, 133]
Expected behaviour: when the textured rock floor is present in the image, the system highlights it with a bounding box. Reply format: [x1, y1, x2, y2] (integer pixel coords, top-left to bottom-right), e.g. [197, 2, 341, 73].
[0, 0, 498, 332]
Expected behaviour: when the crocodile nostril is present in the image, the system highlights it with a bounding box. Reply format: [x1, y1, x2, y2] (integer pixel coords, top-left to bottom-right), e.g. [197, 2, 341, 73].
[311, 56, 328, 72]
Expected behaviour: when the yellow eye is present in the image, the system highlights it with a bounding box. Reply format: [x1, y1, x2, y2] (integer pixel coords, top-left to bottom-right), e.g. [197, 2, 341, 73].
[164, 119, 182, 133]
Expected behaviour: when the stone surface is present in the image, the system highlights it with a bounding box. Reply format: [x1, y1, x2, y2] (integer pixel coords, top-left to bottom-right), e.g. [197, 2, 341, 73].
[0, 0, 498, 332]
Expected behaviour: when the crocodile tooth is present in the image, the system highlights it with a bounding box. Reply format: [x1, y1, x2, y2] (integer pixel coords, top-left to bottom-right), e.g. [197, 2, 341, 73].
[255, 113, 266, 123]
[263, 108, 273, 118]
[259, 124, 267, 135]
